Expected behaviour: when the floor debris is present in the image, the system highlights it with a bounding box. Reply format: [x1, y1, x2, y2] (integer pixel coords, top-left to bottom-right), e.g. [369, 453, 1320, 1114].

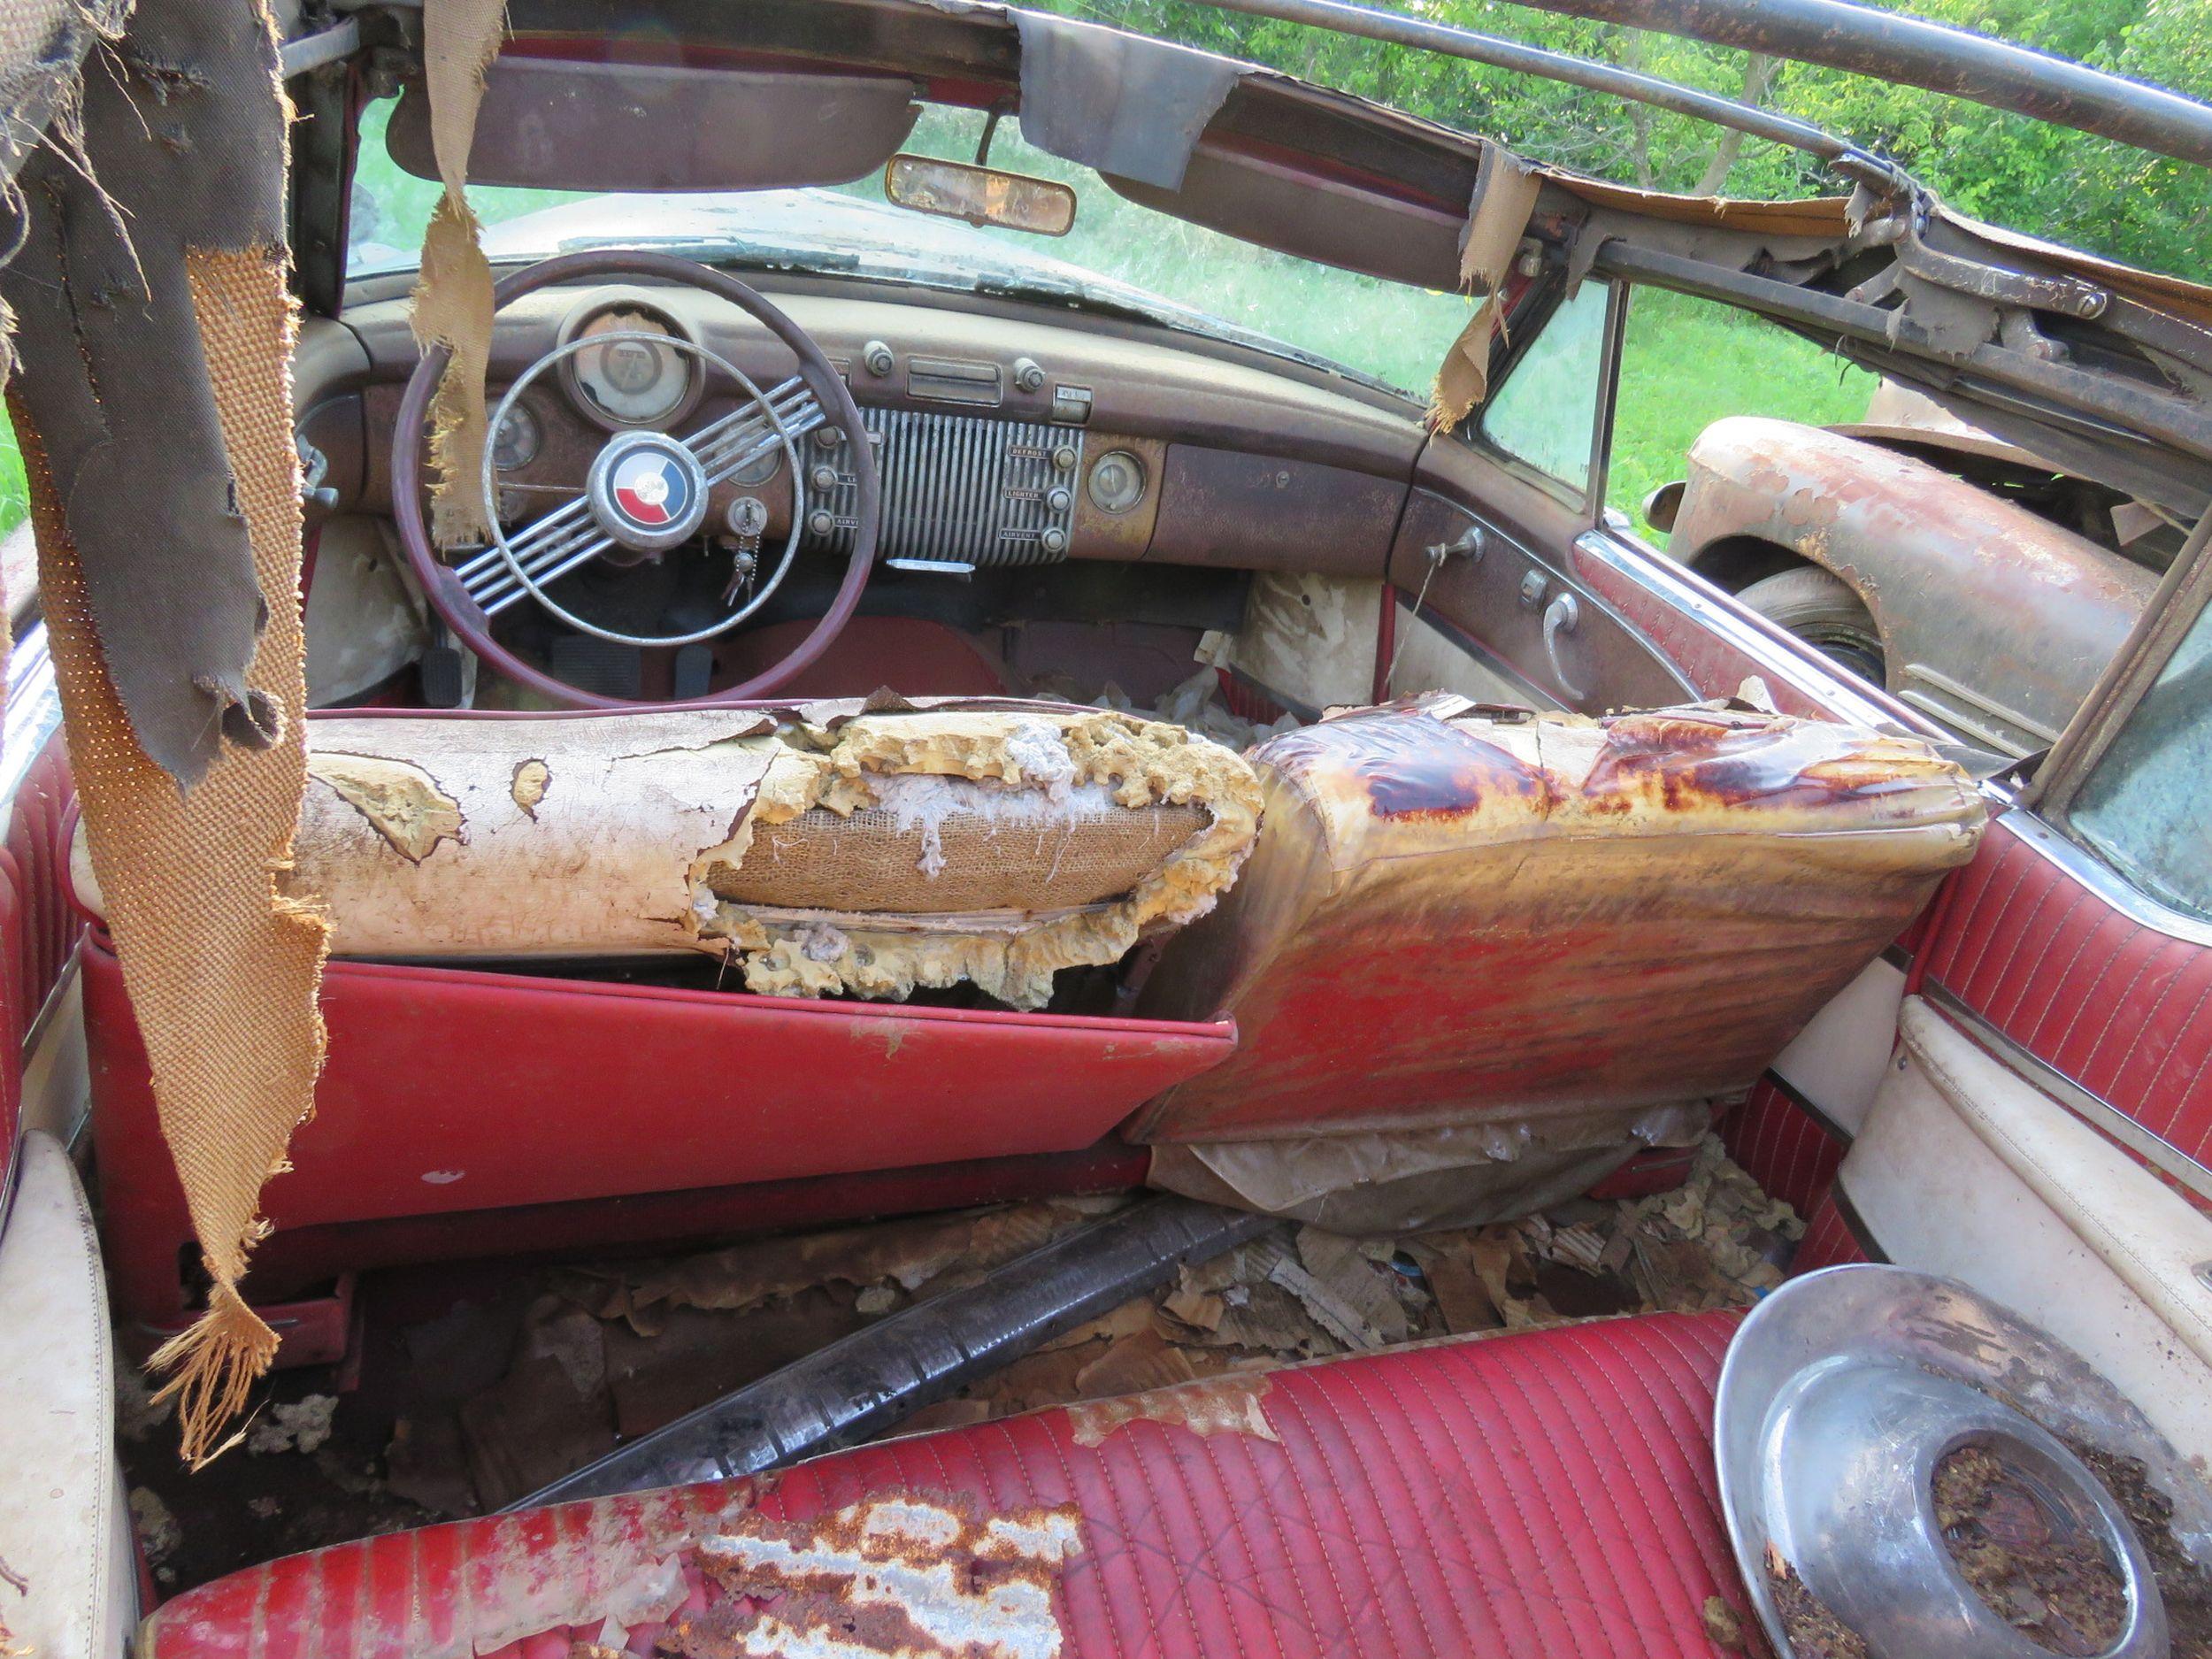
[119, 1134, 1801, 1593]
[1935, 1444, 2124, 1656]
[248, 1394, 338, 1455]
[128, 1487, 183, 1584]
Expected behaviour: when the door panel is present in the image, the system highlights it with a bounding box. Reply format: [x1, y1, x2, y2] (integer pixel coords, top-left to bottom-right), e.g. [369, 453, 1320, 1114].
[1386, 442, 1692, 712]
[1916, 813, 2212, 1202]
[1845, 996, 2212, 1461]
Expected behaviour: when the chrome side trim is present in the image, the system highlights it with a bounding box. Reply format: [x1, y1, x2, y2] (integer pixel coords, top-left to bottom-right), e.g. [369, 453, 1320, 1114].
[1, 623, 61, 819]
[1923, 980, 2212, 1205]
[2001, 808, 2212, 951]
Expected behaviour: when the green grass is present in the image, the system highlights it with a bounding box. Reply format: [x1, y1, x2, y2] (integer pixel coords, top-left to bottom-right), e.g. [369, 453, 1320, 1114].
[0, 416, 21, 538]
[1609, 288, 1879, 541]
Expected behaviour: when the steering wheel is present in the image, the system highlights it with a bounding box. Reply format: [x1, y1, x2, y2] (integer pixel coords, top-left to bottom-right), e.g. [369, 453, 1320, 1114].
[391, 249, 880, 708]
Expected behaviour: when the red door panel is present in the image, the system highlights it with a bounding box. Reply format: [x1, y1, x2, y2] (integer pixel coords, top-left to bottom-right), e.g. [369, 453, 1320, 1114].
[86, 937, 1233, 1325]
[1915, 815, 2212, 1202]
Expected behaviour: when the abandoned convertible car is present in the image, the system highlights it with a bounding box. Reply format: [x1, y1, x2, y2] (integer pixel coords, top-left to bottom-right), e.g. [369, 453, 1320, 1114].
[6, 1, 2212, 1656]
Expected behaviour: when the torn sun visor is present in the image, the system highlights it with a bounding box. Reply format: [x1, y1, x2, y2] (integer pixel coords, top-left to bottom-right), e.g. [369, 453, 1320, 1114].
[1014, 11, 1242, 192]
[68, 702, 1265, 1012]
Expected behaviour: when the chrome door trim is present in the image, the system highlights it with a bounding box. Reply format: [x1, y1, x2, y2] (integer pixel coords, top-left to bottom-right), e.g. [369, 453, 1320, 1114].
[1923, 981, 2212, 1206]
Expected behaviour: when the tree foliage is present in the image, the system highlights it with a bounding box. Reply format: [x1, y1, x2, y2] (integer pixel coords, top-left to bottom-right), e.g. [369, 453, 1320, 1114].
[1043, 0, 2212, 281]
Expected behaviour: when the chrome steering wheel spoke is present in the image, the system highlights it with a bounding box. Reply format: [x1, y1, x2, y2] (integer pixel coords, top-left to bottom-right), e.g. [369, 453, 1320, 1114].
[456, 496, 612, 617]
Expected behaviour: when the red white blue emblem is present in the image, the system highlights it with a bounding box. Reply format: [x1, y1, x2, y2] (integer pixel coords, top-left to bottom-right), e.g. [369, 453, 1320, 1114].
[610, 448, 691, 528]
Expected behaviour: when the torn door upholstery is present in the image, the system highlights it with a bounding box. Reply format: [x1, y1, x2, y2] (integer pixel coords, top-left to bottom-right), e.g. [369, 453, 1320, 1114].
[1428, 143, 1541, 428]
[77, 702, 1262, 1010]
[411, 0, 508, 546]
[1135, 696, 1986, 1152]
[3, 0, 328, 1464]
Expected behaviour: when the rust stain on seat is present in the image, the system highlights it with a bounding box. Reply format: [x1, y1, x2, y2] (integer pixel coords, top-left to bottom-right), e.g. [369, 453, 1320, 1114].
[1064, 1372, 1280, 1448]
[681, 1492, 1084, 1659]
[1269, 711, 1555, 821]
[307, 752, 464, 863]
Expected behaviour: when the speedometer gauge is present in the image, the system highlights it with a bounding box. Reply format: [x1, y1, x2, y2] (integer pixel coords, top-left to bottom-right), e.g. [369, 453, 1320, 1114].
[567, 306, 695, 428]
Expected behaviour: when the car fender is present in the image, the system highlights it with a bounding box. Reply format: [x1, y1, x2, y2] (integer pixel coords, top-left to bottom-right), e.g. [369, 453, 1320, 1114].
[1671, 415, 2155, 754]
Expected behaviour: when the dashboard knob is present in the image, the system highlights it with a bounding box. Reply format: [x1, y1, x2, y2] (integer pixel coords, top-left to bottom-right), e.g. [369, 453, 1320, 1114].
[1012, 357, 1045, 393]
[1039, 526, 1069, 555]
[807, 507, 836, 538]
[862, 340, 895, 377]
[1047, 487, 1072, 513]
[810, 463, 841, 492]
[1051, 444, 1079, 472]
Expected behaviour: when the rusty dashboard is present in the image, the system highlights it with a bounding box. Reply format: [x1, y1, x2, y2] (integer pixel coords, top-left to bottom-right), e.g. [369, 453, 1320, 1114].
[315, 281, 1430, 583]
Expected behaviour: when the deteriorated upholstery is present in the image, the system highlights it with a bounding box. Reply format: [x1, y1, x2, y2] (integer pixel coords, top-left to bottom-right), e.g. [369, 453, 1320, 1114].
[141, 1310, 1750, 1659]
[1134, 696, 1985, 1142]
[68, 702, 1261, 1010]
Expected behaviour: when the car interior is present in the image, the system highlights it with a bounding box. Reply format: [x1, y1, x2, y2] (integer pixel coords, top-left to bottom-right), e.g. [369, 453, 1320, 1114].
[9, 4, 2212, 1658]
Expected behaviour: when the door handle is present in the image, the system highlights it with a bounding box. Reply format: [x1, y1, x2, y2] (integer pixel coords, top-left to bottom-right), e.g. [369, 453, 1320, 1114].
[1543, 591, 1589, 703]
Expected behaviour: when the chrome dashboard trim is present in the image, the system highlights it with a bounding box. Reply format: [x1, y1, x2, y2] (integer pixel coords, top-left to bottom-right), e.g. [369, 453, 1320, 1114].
[810, 406, 1083, 568]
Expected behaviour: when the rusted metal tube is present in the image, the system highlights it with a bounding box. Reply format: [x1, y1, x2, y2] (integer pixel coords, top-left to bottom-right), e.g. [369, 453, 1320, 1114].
[1177, 0, 1869, 172]
[1187, 0, 2212, 171]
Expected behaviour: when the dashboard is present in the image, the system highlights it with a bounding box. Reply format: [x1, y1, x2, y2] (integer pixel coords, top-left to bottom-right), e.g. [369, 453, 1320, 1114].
[313, 280, 1431, 583]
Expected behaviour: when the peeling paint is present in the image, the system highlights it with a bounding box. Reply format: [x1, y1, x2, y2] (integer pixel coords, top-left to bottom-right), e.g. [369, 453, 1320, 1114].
[511, 758, 550, 819]
[1064, 1373, 1280, 1448]
[681, 1494, 1085, 1659]
[308, 751, 464, 864]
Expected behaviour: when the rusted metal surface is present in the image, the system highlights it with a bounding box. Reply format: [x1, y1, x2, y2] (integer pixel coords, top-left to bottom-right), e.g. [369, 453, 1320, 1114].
[1135, 695, 1985, 1142]
[1671, 415, 2156, 755]
[677, 1494, 1085, 1659]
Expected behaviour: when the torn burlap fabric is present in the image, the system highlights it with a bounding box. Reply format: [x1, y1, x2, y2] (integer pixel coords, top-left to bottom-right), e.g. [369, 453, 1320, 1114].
[3, 0, 326, 1463]
[412, 0, 509, 547]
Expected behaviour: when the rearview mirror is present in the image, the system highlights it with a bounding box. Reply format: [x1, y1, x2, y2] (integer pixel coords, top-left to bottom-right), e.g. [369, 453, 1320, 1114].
[883, 154, 1077, 237]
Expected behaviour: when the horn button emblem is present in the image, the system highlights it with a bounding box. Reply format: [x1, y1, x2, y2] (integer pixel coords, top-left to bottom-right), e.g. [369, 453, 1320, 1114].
[587, 431, 710, 552]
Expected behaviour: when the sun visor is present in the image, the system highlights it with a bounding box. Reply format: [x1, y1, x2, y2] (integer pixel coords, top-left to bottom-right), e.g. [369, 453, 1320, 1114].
[1015, 12, 1240, 191]
[1109, 141, 1467, 290]
[386, 58, 923, 193]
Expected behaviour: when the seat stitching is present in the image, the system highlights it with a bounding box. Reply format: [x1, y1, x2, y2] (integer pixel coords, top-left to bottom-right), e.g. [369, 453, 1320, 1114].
[1263, 1378, 1391, 1653]
[1427, 1340, 1618, 1656]
[2051, 921, 2150, 1064]
[1392, 1349, 1558, 1658]
[2140, 972, 2212, 1144]
[1186, 1417, 1310, 1659]
[1530, 1326, 1709, 1646]
[2085, 941, 2188, 1092]
[1328, 1357, 1479, 1657]
[2006, 885, 2094, 1033]
[1992, 872, 2068, 1020]
[1019, 1417, 1145, 1659]
[2104, 945, 2208, 1111]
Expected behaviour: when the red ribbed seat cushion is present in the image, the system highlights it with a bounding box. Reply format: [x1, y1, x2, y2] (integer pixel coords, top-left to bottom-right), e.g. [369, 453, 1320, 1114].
[144, 1310, 1749, 1659]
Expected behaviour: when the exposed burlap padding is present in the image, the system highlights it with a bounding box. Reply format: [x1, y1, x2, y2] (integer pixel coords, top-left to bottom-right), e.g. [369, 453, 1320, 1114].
[19, 244, 329, 1465]
[713, 796, 1211, 913]
[411, 0, 508, 547]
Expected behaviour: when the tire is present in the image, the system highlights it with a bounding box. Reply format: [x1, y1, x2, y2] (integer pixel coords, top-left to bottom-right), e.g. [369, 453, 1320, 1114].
[1737, 566, 1886, 684]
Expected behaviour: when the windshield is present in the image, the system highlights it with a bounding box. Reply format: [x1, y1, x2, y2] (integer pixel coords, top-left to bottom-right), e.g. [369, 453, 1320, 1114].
[349, 101, 1477, 399]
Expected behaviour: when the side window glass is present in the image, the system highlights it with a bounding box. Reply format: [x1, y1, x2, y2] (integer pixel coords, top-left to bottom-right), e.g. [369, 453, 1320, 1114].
[1609, 285, 1877, 543]
[2068, 600, 2212, 920]
[1479, 280, 1609, 495]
